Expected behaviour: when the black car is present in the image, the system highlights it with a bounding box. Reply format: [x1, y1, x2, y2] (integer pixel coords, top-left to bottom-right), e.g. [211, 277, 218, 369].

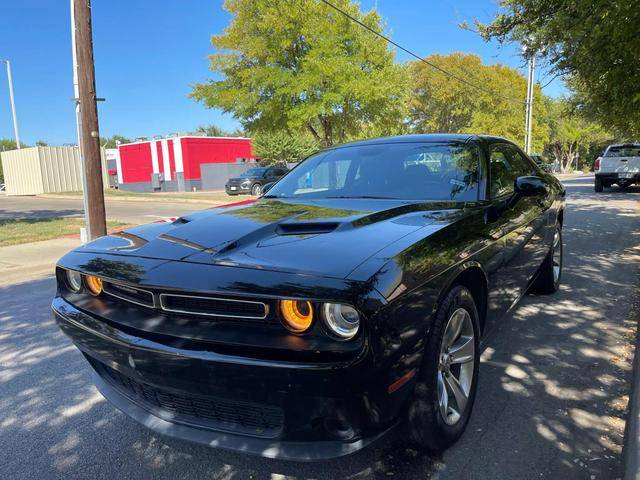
[52, 134, 565, 460]
[225, 166, 288, 196]
[530, 154, 552, 172]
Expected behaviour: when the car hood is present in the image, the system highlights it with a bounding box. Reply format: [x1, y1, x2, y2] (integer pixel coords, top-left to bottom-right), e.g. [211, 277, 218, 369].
[78, 198, 463, 279]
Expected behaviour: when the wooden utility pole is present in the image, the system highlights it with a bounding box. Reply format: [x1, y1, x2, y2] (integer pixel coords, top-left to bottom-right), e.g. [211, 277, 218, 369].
[73, 0, 106, 239]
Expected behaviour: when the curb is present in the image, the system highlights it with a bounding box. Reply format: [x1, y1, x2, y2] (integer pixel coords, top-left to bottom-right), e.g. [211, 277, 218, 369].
[624, 308, 640, 480]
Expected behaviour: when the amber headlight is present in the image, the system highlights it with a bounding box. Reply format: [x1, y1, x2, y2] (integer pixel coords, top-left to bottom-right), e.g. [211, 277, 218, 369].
[279, 299, 314, 333]
[323, 303, 360, 339]
[84, 275, 103, 296]
[65, 270, 83, 293]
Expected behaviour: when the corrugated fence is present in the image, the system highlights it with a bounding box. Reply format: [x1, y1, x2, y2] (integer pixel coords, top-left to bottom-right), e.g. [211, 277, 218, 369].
[1, 146, 108, 195]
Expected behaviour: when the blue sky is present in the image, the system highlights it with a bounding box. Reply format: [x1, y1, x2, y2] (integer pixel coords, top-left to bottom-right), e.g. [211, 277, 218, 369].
[0, 0, 564, 145]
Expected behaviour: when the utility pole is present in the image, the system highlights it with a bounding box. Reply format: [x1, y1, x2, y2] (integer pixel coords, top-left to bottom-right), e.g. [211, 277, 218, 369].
[524, 55, 535, 154]
[71, 0, 106, 239]
[0, 60, 21, 149]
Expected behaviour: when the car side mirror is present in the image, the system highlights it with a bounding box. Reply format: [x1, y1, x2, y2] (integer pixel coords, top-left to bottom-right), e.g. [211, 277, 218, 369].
[514, 176, 547, 197]
[262, 182, 275, 193]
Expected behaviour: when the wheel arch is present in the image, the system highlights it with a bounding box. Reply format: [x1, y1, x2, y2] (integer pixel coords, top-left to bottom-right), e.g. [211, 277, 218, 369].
[436, 262, 488, 334]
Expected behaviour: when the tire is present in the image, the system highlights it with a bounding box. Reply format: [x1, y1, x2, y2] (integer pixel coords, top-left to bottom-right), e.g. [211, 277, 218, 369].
[594, 178, 603, 192]
[251, 183, 263, 196]
[406, 285, 481, 452]
[531, 225, 562, 294]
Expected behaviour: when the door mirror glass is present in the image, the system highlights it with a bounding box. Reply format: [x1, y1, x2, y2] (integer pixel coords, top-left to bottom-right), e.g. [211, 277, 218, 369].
[515, 176, 547, 197]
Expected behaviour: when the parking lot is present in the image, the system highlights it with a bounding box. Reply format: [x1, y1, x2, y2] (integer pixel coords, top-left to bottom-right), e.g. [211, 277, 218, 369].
[0, 175, 638, 479]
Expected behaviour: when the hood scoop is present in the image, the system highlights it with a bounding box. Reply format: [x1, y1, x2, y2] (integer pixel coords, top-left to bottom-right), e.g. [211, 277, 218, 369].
[275, 222, 340, 236]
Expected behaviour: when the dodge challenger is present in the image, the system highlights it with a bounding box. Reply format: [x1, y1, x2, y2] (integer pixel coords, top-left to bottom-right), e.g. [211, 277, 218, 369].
[52, 134, 565, 460]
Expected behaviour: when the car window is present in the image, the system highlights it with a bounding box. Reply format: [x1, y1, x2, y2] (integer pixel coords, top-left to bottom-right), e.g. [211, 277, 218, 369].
[489, 143, 534, 198]
[266, 142, 480, 201]
[605, 146, 640, 157]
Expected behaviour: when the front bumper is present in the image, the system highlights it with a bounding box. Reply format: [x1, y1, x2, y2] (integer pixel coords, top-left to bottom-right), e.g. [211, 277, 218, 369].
[52, 296, 403, 460]
[225, 183, 252, 195]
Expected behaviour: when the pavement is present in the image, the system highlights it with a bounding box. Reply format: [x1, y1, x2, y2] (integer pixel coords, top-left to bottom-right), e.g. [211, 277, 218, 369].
[0, 176, 639, 479]
[0, 194, 216, 225]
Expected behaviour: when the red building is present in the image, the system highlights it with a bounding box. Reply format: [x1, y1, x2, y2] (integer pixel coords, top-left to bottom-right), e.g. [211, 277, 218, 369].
[116, 136, 254, 192]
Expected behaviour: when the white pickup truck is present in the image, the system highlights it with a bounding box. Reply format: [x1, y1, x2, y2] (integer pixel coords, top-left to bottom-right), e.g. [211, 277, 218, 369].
[594, 143, 640, 192]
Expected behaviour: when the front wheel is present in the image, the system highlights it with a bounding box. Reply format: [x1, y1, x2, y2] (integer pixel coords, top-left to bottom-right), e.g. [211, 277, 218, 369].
[406, 285, 480, 452]
[251, 183, 263, 196]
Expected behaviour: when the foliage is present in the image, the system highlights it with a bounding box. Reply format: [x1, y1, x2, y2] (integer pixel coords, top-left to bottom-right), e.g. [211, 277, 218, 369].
[477, 0, 640, 138]
[194, 124, 245, 137]
[407, 53, 550, 152]
[100, 134, 132, 147]
[35, 140, 48, 146]
[0, 138, 19, 183]
[191, 0, 407, 147]
[545, 99, 613, 173]
[252, 130, 319, 165]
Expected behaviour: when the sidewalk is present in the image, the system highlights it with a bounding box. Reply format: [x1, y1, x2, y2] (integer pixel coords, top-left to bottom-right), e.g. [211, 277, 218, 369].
[0, 237, 80, 286]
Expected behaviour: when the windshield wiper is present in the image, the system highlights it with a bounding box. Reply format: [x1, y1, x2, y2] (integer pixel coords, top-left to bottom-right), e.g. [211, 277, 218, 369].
[262, 194, 286, 198]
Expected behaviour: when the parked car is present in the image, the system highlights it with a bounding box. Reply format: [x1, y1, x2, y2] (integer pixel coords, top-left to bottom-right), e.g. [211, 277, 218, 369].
[225, 166, 289, 196]
[594, 143, 640, 191]
[52, 134, 565, 459]
[529, 154, 552, 172]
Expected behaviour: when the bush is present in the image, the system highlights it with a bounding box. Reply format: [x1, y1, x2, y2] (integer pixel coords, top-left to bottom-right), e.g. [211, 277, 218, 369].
[253, 131, 319, 166]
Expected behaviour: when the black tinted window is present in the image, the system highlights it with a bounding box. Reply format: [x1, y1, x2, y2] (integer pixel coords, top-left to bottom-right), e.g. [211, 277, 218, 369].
[266, 142, 480, 201]
[489, 144, 533, 197]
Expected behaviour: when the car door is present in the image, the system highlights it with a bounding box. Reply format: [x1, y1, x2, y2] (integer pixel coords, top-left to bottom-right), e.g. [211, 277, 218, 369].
[485, 142, 548, 320]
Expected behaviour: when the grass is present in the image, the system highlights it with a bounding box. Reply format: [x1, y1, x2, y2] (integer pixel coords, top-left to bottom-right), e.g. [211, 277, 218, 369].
[0, 217, 130, 247]
[48, 189, 252, 203]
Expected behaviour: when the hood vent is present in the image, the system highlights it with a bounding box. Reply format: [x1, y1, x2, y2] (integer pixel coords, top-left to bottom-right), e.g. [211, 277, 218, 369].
[275, 222, 339, 236]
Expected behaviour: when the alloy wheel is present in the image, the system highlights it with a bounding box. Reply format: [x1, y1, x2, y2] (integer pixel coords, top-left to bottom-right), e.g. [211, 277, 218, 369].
[552, 228, 562, 283]
[437, 308, 475, 426]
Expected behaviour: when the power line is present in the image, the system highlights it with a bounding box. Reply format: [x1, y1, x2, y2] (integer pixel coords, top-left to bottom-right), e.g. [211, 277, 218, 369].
[317, 0, 526, 105]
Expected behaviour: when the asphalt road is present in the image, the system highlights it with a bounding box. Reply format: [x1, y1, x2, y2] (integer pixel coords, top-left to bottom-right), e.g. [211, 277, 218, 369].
[1, 176, 638, 479]
[0, 194, 214, 225]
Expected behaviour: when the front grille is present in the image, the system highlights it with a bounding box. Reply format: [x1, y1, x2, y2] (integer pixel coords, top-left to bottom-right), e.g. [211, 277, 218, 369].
[160, 293, 268, 320]
[103, 281, 154, 308]
[92, 360, 284, 438]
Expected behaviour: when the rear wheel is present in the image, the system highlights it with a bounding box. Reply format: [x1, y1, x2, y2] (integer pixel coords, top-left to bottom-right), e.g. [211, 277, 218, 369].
[406, 285, 480, 452]
[594, 178, 603, 192]
[531, 224, 562, 294]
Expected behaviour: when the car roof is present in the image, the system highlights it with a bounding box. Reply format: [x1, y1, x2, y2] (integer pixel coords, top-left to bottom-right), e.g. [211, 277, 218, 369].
[327, 133, 513, 149]
[607, 143, 640, 148]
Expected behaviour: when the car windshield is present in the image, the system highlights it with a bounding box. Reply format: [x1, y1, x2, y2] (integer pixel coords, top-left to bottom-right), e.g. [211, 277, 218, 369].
[605, 146, 640, 157]
[266, 142, 479, 201]
[240, 168, 267, 177]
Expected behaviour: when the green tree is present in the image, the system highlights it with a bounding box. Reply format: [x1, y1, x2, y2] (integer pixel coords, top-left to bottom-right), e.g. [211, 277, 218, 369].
[407, 53, 550, 152]
[35, 140, 48, 146]
[545, 99, 612, 173]
[0, 138, 19, 183]
[477, 1, 640, 138]
[191, 0, 407, 147]
[194, 124, 246, 137]
[253, 130, 319, 165]
[100, 134, 131, 148]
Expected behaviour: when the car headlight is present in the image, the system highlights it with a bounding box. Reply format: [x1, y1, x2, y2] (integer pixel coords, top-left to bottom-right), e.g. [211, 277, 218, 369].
[323, 303, 360, 339]
[66, 270, 83, 293]
[84, 275, 103, 296]
[279, 299, 314, 333]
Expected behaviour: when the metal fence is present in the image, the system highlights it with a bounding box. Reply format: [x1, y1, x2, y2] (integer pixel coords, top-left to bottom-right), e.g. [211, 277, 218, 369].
[0, 146, 108, 195]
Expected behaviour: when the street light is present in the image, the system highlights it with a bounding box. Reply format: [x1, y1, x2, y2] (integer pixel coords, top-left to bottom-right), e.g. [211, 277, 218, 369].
[0, 60, 21, 149]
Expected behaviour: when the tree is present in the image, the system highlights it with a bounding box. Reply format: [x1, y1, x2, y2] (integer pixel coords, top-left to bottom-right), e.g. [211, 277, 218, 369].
[407, 53, 550, 152]
[477, 1, 640, 138]
[100, 134, 131, 148]
[35, 140, 48, 146]
[545, 99, 612, 173]
[0, 139, 19, 183]
[253, 130, 319, 165]
[191, 0, 407, 147]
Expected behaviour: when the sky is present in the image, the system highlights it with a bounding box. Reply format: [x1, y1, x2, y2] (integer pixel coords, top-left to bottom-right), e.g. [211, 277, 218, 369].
[0, 0, 565, 146]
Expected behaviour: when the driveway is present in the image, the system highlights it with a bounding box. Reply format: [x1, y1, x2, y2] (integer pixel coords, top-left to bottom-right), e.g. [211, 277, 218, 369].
[0, 176, 638, 479]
